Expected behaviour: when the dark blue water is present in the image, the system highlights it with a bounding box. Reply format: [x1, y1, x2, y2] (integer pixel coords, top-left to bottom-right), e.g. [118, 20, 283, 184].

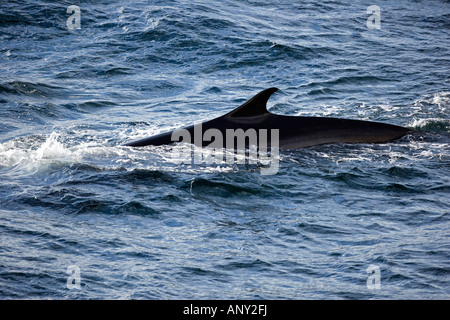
[1, 0, 449, 299]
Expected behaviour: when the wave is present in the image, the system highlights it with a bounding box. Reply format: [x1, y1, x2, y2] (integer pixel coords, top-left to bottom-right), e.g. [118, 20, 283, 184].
[70, 199, 161, 215]
[301, 75, 392, 89]
[413, 91, 450, 113]
[0, 81, 66, 98]
[410, 119, 450, 133]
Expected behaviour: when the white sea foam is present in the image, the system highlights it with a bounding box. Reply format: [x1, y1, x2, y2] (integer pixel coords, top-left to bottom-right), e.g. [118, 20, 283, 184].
[414, 91, 450, 112]
[0, 132, 83, 173]
[0, 129, 260, 175]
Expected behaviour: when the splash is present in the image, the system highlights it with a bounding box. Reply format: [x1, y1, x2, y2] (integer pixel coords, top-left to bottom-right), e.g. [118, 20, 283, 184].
[0, 132, 80, 173]
[410, 118, 450, 133]
[0, 128, 248, 175]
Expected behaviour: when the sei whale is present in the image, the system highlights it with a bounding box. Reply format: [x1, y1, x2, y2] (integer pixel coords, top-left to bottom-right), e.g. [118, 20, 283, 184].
[124, 87, 411, 149]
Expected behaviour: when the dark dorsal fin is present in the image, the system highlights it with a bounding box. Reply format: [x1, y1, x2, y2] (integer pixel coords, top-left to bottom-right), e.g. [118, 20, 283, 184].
[225, 87, 278, 118]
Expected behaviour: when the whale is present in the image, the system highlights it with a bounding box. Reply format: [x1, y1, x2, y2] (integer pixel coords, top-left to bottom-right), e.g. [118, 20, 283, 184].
[123, 87, 412, 149]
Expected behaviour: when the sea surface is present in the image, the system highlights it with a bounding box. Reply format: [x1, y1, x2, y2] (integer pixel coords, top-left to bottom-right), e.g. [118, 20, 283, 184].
[0, 0, 449, 299]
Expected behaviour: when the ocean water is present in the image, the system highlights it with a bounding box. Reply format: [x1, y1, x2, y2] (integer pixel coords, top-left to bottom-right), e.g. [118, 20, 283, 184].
[0, 0, 449, 299]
